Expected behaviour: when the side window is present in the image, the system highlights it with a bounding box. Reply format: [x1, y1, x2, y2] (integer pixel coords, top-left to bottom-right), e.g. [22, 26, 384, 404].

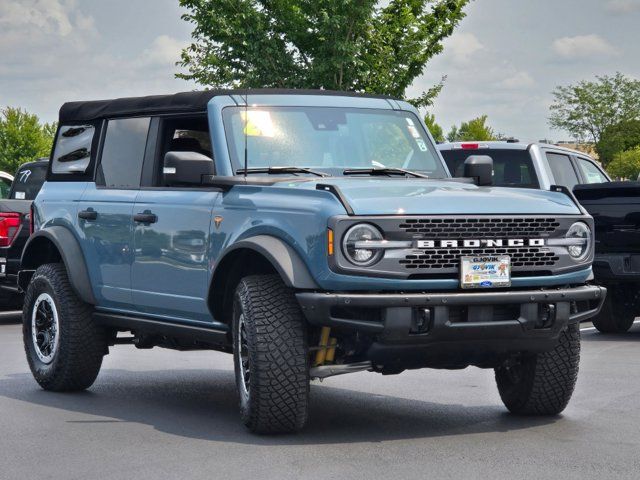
[97, 117, 150, 188]
[155, 115, 213, 185]
[577, 158, 608, 184]
[0, 177, 11, 198]
[52, 124, 96, 174]
[546, 152, 580, 189]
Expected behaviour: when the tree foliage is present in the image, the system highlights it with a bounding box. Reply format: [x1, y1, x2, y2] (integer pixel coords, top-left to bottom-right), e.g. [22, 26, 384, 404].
[0, 107, 56, 174]
[596, 119, 640, 166]
[607, 146, 640, 180]
[424, 112, 444, 142]
[447, 115, 496, 142]
[178, 0, 469, 107]
[549, 73, 640, 144]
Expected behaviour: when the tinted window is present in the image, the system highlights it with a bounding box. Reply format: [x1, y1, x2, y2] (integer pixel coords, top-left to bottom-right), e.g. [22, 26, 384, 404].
[546, 152, 580, 189]
[52, 124, 95, 174]
[439, 149, 540, 188]
[97, 117, 150, 188]
[9, 164, 47, 200]
[577, 158, 608, 184]
[0, 177, 11, 198]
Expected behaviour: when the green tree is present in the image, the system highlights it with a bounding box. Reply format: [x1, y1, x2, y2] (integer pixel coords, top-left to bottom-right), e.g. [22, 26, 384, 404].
[596, 119, 640, 166]
[549, 72, 640, 145]
[178, 0, 469, 108]
[447, 115, 496, 142]
[424, 112, 444, 142]
[607, 147, 640, 180]
[0, 107, 57, 174]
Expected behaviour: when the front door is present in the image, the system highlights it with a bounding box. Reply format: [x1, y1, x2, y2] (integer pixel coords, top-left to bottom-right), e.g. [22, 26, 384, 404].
[130, 114, 219, 323]
[131, 190, 219, 322]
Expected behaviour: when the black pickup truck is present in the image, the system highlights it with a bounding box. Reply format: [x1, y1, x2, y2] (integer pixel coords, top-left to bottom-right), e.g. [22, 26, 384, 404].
[574, 182, 640, 332]
[0, 158, 48, 308]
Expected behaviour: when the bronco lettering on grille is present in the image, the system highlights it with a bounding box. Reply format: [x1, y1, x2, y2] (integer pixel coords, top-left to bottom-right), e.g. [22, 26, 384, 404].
[415, 238, 546, 248]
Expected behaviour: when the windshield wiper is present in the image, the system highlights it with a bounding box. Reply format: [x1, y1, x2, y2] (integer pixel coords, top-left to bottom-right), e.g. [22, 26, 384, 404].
[342, 167, 429, 179]
[236, 166, 330, 177]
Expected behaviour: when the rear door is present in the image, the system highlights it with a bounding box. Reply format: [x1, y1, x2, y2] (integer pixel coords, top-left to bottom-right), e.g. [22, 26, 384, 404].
[544, 151, 581, 189]
[131, 115, 219, 323]
[78, 117, 150, 310]
[574, 156, 610, 184]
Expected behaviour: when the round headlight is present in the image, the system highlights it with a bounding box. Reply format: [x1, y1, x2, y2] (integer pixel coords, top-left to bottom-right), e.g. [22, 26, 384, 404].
[342, 223, 384, 266]
[565, 222, 591, 260]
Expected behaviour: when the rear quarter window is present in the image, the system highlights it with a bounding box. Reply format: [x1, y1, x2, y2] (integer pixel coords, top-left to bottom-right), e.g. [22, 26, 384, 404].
[50, 123, 99, 179]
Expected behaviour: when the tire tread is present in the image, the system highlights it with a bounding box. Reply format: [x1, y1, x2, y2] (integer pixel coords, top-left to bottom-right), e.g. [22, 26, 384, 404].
[495, 322, 580, 415]
[23, 263, 106, 392]
[235, 274, 309, 434]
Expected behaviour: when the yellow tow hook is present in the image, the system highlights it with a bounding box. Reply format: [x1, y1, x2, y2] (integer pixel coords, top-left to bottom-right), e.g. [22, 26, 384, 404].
[314, 326, 336, 366]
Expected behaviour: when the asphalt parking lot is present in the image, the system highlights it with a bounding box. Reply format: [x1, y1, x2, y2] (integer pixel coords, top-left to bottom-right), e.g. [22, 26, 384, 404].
[1, 311, 639, 480]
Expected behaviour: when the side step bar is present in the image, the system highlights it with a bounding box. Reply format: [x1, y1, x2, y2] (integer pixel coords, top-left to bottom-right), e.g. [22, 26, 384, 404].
[93, 312, 229, 348]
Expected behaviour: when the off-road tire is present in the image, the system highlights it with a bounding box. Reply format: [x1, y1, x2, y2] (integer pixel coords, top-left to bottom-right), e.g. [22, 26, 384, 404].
[591, 284, 637, 333]
[233, 274, 309, 434]
[495, 322, 580, 415]
[23, 263, 107, 391]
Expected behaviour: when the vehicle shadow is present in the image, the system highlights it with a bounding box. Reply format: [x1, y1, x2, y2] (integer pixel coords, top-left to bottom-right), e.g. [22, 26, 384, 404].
[581, 324, 640, 342]
[0, 368, 558, 445]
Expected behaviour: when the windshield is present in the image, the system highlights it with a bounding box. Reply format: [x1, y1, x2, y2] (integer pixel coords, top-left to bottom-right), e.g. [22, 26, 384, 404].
[222, 106, 447, 178]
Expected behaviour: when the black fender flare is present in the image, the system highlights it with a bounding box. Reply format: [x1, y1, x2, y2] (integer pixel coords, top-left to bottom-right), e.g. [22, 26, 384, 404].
[21, 226, 96, 304]
[213, 235, 319, 290]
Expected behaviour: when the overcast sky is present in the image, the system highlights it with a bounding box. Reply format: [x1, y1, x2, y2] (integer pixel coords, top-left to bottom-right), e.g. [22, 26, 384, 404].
[1, 0, 639, 142]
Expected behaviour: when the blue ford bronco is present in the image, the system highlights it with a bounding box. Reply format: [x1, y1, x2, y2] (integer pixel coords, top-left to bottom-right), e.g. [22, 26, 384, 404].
[20, 90, 605, 433]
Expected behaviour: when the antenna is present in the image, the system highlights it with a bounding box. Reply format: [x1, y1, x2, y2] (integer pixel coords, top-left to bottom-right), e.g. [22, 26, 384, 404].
[243, 89, 248, 178]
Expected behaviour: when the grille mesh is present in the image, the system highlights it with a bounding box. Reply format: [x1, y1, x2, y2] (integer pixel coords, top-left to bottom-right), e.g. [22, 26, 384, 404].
[399, 247, 559, 270]
[398, 217, 560, 238]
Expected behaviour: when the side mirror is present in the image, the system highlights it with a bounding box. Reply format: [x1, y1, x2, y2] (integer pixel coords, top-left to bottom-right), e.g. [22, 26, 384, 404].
[464, 155, 493, 186]
[163, 151, 214, 186]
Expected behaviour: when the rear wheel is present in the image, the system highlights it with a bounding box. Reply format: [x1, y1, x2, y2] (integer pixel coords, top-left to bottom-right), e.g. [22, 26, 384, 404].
[495, 322, 580, 415]
[232, 274, 309, 434]
[591, 284, 637, 333]
[23, 263, 107, 391]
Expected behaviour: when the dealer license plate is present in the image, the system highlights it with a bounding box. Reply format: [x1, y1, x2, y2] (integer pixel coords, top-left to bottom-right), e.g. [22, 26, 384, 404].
[460, 255, 511, 289]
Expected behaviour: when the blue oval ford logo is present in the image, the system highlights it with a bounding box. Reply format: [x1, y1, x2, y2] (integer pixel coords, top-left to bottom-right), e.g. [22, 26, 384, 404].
[479, 281, 493, 287]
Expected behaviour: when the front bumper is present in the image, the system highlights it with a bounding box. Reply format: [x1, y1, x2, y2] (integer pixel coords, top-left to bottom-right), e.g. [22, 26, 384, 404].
[593, 253, 640, 283]
[296, 285, 605, 363]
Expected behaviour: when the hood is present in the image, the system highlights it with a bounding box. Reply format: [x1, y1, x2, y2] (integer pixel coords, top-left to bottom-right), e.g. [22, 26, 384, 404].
[286, 178, 581, 216]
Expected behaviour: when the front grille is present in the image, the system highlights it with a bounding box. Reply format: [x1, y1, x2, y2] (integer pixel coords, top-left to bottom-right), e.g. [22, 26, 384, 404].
[399, 247, 559, 270]
[398, 217, 560, 238]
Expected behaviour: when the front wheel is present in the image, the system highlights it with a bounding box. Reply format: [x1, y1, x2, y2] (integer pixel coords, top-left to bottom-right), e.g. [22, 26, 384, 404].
[232, 274, 309, 434]
[495, 322, 580, 415]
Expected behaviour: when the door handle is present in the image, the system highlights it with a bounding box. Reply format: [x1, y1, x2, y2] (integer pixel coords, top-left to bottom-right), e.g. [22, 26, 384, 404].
[78, 209, 98, 221]
[133, 212, 158, 224]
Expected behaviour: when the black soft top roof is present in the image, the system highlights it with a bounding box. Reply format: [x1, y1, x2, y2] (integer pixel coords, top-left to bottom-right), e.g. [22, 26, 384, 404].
[58, 88, 393, 123]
